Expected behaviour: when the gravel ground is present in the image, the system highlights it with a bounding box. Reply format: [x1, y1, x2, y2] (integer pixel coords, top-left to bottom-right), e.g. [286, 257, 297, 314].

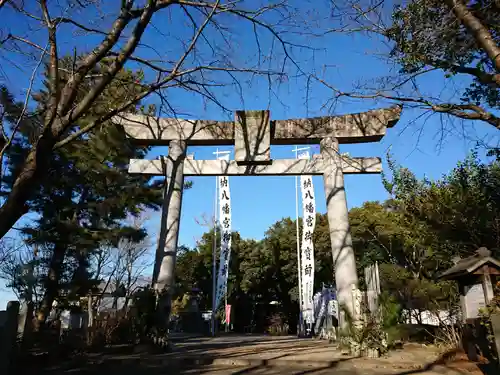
[32, 335, 491, 375]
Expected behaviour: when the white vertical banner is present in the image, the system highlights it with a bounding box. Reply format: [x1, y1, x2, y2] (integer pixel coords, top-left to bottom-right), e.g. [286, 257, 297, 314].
[299, 151, 316, 324]
[215, 154, 231, 310]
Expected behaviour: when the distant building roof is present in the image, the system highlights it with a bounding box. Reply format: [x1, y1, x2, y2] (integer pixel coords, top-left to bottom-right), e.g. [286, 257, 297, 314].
[438, 247, 500, 280]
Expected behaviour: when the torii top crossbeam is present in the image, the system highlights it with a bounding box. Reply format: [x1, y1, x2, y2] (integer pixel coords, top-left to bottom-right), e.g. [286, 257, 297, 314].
[114, 106, 401, 176]
[115, 106, 400, 145]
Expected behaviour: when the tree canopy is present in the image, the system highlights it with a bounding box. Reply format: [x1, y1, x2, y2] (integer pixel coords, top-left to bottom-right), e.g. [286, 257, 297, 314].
[0, 0, 312, 238]
[323, 0, 499, 129]
[0, 59, 165, 322]
[170, 151, 500, 332]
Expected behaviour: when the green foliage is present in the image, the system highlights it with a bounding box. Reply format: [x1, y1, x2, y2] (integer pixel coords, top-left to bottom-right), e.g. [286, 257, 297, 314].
[386, 0, 499, 110]
[173, 217, 336, 331]
[242, 216, 333, 300]
[378, 263, 458, 313]
[175, 147, 500, 332]
[349, 151, 500, 332]
[338, 304, 388, 356]
[173, 150, 500, 338]
[0, 58, 165, 316]
[378, 292, 402, 330]
[350, 201, 439, 279]
[385, 151, 500, 257]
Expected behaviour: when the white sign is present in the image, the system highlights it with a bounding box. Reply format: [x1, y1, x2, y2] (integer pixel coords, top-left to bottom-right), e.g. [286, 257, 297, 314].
[299, 151, 316, 324]
[364, 262, 381, 313]
[215, 154, 232, 310]
[328, 299, 338, 319]
[465, 283, 486, 319]
[352, 286, 363, 320]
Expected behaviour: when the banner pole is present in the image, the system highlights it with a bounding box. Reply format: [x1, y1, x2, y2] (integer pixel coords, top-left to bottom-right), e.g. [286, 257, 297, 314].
[293, 146, 310, 336]
[211, 149, 219, 337]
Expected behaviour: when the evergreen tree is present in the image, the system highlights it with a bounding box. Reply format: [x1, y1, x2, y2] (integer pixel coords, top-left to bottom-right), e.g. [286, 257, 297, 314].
[174, 216, 336, 333]
[384, 152, 500, 257]
[2, 59, 165, 323]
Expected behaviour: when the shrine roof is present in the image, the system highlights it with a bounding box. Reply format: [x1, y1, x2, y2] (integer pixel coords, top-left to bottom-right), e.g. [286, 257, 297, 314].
[438, 247, 500, 280]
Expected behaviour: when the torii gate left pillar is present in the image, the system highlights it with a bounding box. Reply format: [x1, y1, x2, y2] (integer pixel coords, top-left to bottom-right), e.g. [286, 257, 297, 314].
[117, 106, 401, 326]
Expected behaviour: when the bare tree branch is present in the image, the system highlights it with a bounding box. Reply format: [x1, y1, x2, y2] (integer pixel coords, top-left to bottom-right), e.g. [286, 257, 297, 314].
[1, 35, 46, 52]
[57, 1, 159, 132]
[0, 0, 309, 239]
[91, 214, 152, 311]
[316, 0, 500, 135]
[316, 75, 500, 129]
[0, 44, 47, 171]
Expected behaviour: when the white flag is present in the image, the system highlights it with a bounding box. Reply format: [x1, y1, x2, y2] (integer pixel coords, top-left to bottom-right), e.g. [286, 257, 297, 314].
[215, 154, 231, 310]
[299, 151, 316, 324]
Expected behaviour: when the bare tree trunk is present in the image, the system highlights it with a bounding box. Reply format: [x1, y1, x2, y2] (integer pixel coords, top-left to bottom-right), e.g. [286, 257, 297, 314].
[122, 264, 133, 312]
[0, 137, 5, 186]
[37, 184, 88, 326]
[444, 0, 500, 74]
[0, 137, 54, 239]
[88, 293, 93, 328]
[36, 243, 65, 325]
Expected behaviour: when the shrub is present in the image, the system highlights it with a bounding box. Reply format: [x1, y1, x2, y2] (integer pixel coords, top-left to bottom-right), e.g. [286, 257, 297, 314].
[337, 304, 388, 357]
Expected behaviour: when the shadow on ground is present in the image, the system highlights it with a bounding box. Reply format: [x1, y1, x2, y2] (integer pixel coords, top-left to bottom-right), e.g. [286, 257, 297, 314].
[20, 337, 499, 375]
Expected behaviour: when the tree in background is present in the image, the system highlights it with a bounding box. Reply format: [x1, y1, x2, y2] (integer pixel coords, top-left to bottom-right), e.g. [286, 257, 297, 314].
[90, 214, 154, 312]
[174, 229, 249, 313]
[0, 239, 42, 304]
[175, 152, 500, 333]
[322, 0, 499, 129]
[162, 151, 500, 334]
[349, 201, 452, 325]
[350, 151, 500, 326]
[173, 216, 335, 333]
[0, 59, 164, 324]
[350, 201, 443, 280]
[239, 216, 334, 329]
[0, 0, 312, 238]
[384, 151, 500, 257]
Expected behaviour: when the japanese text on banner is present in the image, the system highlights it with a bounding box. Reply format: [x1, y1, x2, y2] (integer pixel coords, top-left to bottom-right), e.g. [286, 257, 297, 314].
[298, 151, 316, 324]
[215, 154, 232, 310]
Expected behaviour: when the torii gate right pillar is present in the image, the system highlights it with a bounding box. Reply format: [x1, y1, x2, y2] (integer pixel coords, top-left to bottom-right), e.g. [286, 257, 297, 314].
[321, 137, 359, 323]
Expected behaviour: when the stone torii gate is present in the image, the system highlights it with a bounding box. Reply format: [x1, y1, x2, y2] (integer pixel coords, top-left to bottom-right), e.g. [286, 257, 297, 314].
[115, 106, 401, 322]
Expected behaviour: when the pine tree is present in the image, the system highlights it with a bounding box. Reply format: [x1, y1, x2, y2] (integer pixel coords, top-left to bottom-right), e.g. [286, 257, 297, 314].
[2, 58, 165, 323]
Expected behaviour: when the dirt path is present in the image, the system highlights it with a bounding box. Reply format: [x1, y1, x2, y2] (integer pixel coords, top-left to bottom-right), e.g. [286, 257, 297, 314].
[34, 336, 491, 375]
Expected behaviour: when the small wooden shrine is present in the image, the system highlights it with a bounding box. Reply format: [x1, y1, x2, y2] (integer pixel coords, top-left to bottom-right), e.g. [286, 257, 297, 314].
[439, 247, 500, 322]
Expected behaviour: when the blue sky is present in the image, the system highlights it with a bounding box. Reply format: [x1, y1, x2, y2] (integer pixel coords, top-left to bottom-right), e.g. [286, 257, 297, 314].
[169, 120, 495, 250]
[0, 1, 499, 307]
